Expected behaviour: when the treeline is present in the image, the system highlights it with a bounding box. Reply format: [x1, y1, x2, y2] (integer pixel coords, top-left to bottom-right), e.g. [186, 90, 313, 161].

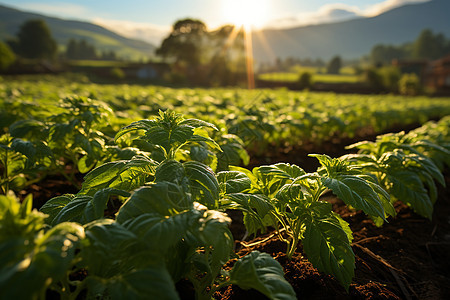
[65, 39, 117, 60]
[258, 57, 326, 73]
[370, 29, 450, 65]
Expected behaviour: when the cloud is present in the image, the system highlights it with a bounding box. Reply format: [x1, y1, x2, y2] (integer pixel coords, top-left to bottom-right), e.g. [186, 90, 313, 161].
[267, 3, 362, 28]
[266, 0, 431, 29]
[364, 0, 430, 16]
[93, 19, 170, 45]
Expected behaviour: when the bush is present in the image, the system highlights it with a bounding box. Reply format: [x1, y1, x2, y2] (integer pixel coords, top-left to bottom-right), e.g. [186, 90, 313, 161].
[364, 67, 383, 91]
[399, 73, 421, 96]
[110, 67, 125, 80]
[0, 41, 16, 71]
[297, 71, 313, 89]
[364, 66, 401, 93]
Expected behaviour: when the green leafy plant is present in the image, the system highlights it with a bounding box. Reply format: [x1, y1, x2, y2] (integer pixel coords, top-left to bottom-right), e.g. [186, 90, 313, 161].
[0, 192, 85, 300]
[345, 131, 446, 219]
[33, 110, 296, 299]
[0, 133, 53, 193]
[219, 155, 394, 290]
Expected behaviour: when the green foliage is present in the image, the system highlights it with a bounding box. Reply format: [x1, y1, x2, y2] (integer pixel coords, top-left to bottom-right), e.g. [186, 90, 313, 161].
[1, 84, 449, 298]
[0, 192, 85, 299]
[115, 110, 220, 160]
[297, 71, 313, 89]
[24, 110, 296, 299]
[110, 67, 125, 80]
[326, 55, 342, 75]
[66, 39, 98, 60]
[220, 156, 394, 290]
[228, 251, 296, 299]
[0, 41, 15, 71]
[156, 19, 207, 66]
[16, 19, 57, 59]
[398, 73, 421, 95]
[413, 29, 450, 60]
[370, 28, 450, 63]
[345, 126, 447, 219]
[364, 66, 401, 92]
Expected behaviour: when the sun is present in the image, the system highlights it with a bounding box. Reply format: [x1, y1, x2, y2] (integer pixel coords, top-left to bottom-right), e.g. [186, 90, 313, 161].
[221, 0, 270, 29]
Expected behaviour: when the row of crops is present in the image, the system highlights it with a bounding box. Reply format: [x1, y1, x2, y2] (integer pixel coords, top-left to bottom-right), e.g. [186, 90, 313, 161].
[1, 106, 449, 298]
[2, 75, 450, 152]
[1, 76, 450, 299]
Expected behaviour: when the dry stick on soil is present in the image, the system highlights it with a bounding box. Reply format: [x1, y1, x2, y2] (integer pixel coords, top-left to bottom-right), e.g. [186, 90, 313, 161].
[353, 243, 415, 300]
[351, 236, 388, 245]
[240, 228, 286, 248]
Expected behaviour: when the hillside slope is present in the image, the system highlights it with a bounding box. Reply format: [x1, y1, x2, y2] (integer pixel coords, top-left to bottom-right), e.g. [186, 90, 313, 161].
[0, 4, 156, 60]
[253, 0, 450, 62]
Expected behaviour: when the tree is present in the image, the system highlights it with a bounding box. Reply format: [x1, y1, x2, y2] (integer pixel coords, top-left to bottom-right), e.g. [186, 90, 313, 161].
[326, 55, 342, 74]
[370, 44, 408, 65]
[413, 29, 449, 60]
[297, 72, 313, 90]
[0, 41, 15, 71]
[17, 19, 57, 59]
[156, 19, 207, 66]
[65, 39, 98, 60]
[206, 25, 246, 86]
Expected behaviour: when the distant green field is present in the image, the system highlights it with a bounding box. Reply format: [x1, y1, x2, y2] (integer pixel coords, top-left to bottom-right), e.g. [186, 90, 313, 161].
[67, 60, 130, 67]
[258, 72, 361, 84]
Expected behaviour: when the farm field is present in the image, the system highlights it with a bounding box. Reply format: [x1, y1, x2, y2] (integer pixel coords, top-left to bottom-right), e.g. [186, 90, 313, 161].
[258, 71, 361, 84]
[1, 75, 450, 299]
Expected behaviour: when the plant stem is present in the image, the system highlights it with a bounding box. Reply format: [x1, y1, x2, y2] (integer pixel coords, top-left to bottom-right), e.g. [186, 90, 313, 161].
[286, 219, 303, 260]
[3, 147, 9, 194]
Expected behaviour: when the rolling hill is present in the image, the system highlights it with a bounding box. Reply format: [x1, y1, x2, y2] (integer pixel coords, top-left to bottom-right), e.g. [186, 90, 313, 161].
[252, 0, 450, 62]
[0, 4, 156, 61]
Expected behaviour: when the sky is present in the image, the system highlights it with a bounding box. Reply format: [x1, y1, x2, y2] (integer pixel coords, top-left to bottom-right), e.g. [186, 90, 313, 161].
[0, 0, 430, 45]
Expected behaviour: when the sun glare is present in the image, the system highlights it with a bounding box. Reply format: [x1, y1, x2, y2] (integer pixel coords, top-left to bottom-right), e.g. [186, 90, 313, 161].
[222, 0, 270, 29]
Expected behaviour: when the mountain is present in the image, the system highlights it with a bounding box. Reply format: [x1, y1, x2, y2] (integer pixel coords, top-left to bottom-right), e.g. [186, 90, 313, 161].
[253, 0, 450, 62]
[0, 4, 156, 60]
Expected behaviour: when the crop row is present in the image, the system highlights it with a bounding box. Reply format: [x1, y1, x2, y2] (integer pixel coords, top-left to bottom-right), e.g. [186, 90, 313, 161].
[2, 76, 450, 151]
[1, 111, 448, 299]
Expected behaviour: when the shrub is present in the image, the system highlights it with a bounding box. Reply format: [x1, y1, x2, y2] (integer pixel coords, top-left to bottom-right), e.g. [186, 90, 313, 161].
[398, 73, 421, 96]
[297, 71, 313, 89]
[0, 41, 16, 71]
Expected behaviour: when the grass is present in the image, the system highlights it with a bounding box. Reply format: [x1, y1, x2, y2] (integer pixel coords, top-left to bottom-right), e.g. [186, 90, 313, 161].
[258, 65, 362, 84]
[67, 60, 130, 67]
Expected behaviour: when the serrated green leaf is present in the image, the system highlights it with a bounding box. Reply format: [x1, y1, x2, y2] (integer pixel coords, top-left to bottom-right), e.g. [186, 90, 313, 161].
[179, 118, 218, 131]
[301, 202, 355, 290]
[86, 266, 180, 300]
[155, 159, 188, 186]
[217, 171, 251, 195]
[114, 119, 156, 143]
[225, 193, 274, 235]
[116, 183, 191, 223]
[323, 175, 386, 220]
[184, 161, 219, 209]
[0, 221, 84, 299]
[229, 251, 296, 300]
[253, 163, 305, 197]
[80, 155, 157, 196]
[45, 189, 129, 225]
[40, 194, 74, 224]
[386, 170, 433, 219]
[407, 154, 445, 187]
[9, 119, 46, 139]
